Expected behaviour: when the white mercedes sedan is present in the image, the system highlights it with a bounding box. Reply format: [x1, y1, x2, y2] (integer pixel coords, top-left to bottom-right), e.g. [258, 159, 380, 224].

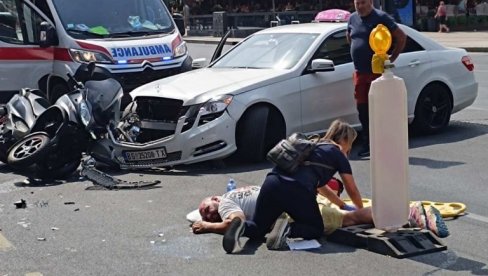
[128, 22, 478, 166]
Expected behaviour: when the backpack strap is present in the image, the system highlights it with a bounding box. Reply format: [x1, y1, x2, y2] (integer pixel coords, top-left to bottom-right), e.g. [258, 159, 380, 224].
[303, 161, 335, 170]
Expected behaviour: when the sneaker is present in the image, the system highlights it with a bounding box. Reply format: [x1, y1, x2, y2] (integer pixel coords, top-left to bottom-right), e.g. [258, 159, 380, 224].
[424, 205, 450, 238]
[357, 144, 370, 157]
[266, 215, 291, 250]
[222, 217, 245, 254]
[408, 201, 427, 229]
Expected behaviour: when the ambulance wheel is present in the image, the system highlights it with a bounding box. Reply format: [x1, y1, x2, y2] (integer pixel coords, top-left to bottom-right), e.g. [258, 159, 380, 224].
[49, 83, 69, 103]
[412, 83, 452, 135]
[236, 105, 285, 162]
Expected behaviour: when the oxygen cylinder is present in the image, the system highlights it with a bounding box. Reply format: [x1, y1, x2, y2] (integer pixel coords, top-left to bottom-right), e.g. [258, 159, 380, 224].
[368, 25, 410, 230]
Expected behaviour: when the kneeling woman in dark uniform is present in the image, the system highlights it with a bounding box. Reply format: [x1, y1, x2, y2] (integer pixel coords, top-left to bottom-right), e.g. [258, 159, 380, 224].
[223, 119, 365, 253]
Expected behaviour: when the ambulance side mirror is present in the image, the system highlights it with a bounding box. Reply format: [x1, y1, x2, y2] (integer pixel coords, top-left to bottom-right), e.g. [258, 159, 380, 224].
[172, 13, 186, 36]
[39, 21, 58, 48]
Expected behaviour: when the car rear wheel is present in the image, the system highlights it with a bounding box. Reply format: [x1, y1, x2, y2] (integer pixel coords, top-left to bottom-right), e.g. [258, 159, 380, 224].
[7, 131, 51, 167]
[412, 83, 452, 135]
[236, 105, 285, 162]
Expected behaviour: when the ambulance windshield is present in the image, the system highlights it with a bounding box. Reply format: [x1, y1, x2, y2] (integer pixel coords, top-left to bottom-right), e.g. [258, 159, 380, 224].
[52, 0, 174, 38]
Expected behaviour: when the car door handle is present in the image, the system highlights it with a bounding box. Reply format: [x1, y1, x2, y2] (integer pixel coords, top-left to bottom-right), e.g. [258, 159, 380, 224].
[408, 60, 421, 67]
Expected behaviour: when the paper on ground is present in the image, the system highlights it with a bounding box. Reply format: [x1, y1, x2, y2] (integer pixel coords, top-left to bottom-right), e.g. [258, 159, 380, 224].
[286, 239, 321, 250]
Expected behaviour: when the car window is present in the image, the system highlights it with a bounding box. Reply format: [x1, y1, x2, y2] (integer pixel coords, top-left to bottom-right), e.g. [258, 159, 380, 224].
[0, 0, 45, 44]
[388, 35, 424, 55]
[312, 30, 352, 66]
[33, 0, 54, 22]
[212, 33, 318, 69]
[402, 36, 424, 53]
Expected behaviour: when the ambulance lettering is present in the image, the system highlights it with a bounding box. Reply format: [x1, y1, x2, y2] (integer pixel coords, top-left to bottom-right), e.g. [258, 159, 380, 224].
[110, 45, 172, 58]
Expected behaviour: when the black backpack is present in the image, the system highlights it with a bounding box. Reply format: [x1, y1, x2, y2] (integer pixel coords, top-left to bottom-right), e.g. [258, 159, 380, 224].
[266, 132, 335, 174]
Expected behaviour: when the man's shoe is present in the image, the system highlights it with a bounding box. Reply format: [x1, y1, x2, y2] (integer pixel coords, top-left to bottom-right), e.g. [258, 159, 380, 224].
[357, 144, 370, 157]
[266, 215, 290, 250]
[222, 217, 245, 254]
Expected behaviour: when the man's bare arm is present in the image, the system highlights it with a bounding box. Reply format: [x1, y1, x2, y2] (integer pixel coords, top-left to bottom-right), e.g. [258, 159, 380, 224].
[191, 211, 245, 234]
[389, 27, 406, 63]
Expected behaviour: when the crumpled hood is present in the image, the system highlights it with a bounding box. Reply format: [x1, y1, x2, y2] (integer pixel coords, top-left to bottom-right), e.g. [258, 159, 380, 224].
[130, 67, 290, 105]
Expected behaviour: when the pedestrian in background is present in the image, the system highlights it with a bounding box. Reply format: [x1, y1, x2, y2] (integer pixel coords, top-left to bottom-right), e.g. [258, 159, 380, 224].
[346, 0, 406, 157]
[182, 0, 190, 36]
[434, 1, 450, 32]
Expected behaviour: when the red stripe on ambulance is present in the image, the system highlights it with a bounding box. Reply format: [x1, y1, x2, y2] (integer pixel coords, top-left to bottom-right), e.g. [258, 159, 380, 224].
[0, 47, 72, 61]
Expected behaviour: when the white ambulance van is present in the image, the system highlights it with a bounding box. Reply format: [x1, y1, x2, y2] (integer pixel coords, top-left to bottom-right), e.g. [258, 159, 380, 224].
[0, 0, 191, 104]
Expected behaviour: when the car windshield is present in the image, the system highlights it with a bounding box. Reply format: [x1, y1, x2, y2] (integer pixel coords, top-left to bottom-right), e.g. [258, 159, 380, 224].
[52, 0, 174, 39]
[212, 33, 318, 69]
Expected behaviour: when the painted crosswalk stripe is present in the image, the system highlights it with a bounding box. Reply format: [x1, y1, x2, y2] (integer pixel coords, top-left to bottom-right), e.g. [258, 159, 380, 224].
[0, 232, 14, 251]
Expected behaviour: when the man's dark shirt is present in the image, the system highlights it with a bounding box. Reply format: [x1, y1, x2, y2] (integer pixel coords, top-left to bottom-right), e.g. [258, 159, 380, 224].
[347, 9, 398, 73]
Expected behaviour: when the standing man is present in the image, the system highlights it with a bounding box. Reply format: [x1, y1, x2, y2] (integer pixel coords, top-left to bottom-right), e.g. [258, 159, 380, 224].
[346, 0, 406, 157]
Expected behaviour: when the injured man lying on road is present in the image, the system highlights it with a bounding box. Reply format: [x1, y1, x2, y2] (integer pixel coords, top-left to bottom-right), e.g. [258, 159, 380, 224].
[190, 179, 449, 243]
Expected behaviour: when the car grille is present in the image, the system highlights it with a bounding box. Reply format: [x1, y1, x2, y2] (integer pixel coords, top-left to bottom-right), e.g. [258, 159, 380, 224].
[114, 67, 182, 92]
[134, 97, 185, 142]
[135, 97, 184, 122]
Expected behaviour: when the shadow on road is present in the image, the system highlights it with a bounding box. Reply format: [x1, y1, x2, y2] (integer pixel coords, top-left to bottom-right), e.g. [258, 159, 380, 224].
[412, 250, 488, 275]
[408, 120, 488, 150]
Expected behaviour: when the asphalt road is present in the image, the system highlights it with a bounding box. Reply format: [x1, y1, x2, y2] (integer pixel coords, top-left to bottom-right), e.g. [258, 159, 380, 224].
[0, 52, 487, 275]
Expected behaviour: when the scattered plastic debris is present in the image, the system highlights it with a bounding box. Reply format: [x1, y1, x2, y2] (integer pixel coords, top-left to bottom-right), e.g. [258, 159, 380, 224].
[51, 227, 59, 231]
[14, 199, 26, 209]
[158, 233, 164, 237]
[64, 202, 75, 205]
[150, 240, 155, 244]
[37, 237, 46, 241]
[74, 208, 80, 212]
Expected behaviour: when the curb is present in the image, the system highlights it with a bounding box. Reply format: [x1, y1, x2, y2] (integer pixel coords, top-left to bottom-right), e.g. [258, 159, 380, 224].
[462, 47, 488, 53]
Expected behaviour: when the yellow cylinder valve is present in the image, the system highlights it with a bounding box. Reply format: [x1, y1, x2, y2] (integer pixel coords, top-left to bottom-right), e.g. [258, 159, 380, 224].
[369, 24, 392, 74]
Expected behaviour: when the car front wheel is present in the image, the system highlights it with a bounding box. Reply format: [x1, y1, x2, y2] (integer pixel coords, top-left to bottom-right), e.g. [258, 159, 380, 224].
[235, 105, 285, 162]
[412, 83, 452, 135]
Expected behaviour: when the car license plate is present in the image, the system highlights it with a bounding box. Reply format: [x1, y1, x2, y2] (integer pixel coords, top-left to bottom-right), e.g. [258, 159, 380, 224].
[124, 148, 167, 161]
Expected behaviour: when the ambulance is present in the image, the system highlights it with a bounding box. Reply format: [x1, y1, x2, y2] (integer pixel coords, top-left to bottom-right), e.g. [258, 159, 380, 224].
[0, 0, 192, 104]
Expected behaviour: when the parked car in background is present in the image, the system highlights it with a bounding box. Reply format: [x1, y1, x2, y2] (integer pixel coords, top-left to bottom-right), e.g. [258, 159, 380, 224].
[120, 22, 477, 168]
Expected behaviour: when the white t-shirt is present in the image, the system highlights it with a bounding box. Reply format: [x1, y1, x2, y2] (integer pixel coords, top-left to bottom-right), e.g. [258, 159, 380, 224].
[218, 186, 260, 221]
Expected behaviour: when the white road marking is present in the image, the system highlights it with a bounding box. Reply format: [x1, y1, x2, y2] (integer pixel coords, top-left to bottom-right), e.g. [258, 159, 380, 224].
[465, 212, 488, 224]
[0, 232, 14, 251]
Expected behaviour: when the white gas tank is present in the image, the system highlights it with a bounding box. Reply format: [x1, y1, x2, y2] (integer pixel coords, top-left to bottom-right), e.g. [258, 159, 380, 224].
[369, 67, 410, 230]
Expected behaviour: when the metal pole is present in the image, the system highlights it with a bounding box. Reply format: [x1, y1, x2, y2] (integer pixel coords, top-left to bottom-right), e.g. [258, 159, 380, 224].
[272, 0, 276, 19]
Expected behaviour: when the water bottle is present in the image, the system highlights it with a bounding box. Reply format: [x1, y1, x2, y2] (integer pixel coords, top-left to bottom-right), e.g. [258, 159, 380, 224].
[226, 178, 236, 192]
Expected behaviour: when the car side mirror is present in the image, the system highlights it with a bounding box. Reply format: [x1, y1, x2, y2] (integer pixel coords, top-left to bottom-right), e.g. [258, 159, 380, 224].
[172, 13, 186, 36]
[192, 58, 207, 69]
[309, 59, 335, 72]
[39, 21, 58, 48]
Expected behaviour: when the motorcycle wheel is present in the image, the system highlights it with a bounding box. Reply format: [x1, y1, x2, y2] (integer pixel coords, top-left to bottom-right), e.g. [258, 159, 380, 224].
[7, 131, 51, 167]
[35, 157, 81, 180]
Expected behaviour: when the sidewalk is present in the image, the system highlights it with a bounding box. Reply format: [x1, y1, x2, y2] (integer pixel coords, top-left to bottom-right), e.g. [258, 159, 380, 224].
[184, 31, 488, 53]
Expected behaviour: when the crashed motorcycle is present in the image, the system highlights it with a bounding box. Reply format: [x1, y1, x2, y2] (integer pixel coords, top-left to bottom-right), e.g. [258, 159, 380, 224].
[3, 64, 121, 178]
[3, 64, 153, 186]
